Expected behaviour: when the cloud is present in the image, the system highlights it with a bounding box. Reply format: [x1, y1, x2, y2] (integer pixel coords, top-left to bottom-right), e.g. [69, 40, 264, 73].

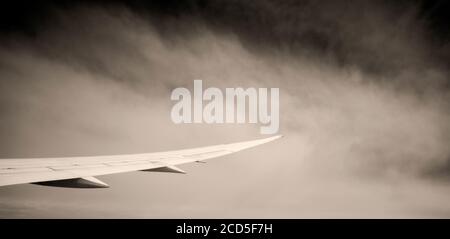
[0, 1, 449, 218]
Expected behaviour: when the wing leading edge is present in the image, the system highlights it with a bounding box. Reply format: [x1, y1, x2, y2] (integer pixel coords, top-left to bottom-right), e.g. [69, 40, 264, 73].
[0, 135, 282, 188]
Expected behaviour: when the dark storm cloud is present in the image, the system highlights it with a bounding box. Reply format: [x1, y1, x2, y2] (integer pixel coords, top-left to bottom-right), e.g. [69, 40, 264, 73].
[3, 0, 449, 78]
[114, 0, 450, 80]
[0, 0, 449, 218]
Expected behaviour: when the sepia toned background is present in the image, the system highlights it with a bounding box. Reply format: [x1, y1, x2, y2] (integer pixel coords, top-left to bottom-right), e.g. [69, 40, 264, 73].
[0, 0, 449, 218]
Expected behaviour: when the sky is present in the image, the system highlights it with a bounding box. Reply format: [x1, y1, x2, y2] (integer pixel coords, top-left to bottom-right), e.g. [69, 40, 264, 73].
[0, 0, 449, 218]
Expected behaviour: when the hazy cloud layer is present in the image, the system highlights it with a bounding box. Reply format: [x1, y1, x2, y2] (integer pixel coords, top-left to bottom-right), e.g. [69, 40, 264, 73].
[0, 1, 449, 218]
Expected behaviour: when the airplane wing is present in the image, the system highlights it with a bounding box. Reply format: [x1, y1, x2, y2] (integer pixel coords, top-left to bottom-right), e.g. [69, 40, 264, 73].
[0, 135, 282, 188]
